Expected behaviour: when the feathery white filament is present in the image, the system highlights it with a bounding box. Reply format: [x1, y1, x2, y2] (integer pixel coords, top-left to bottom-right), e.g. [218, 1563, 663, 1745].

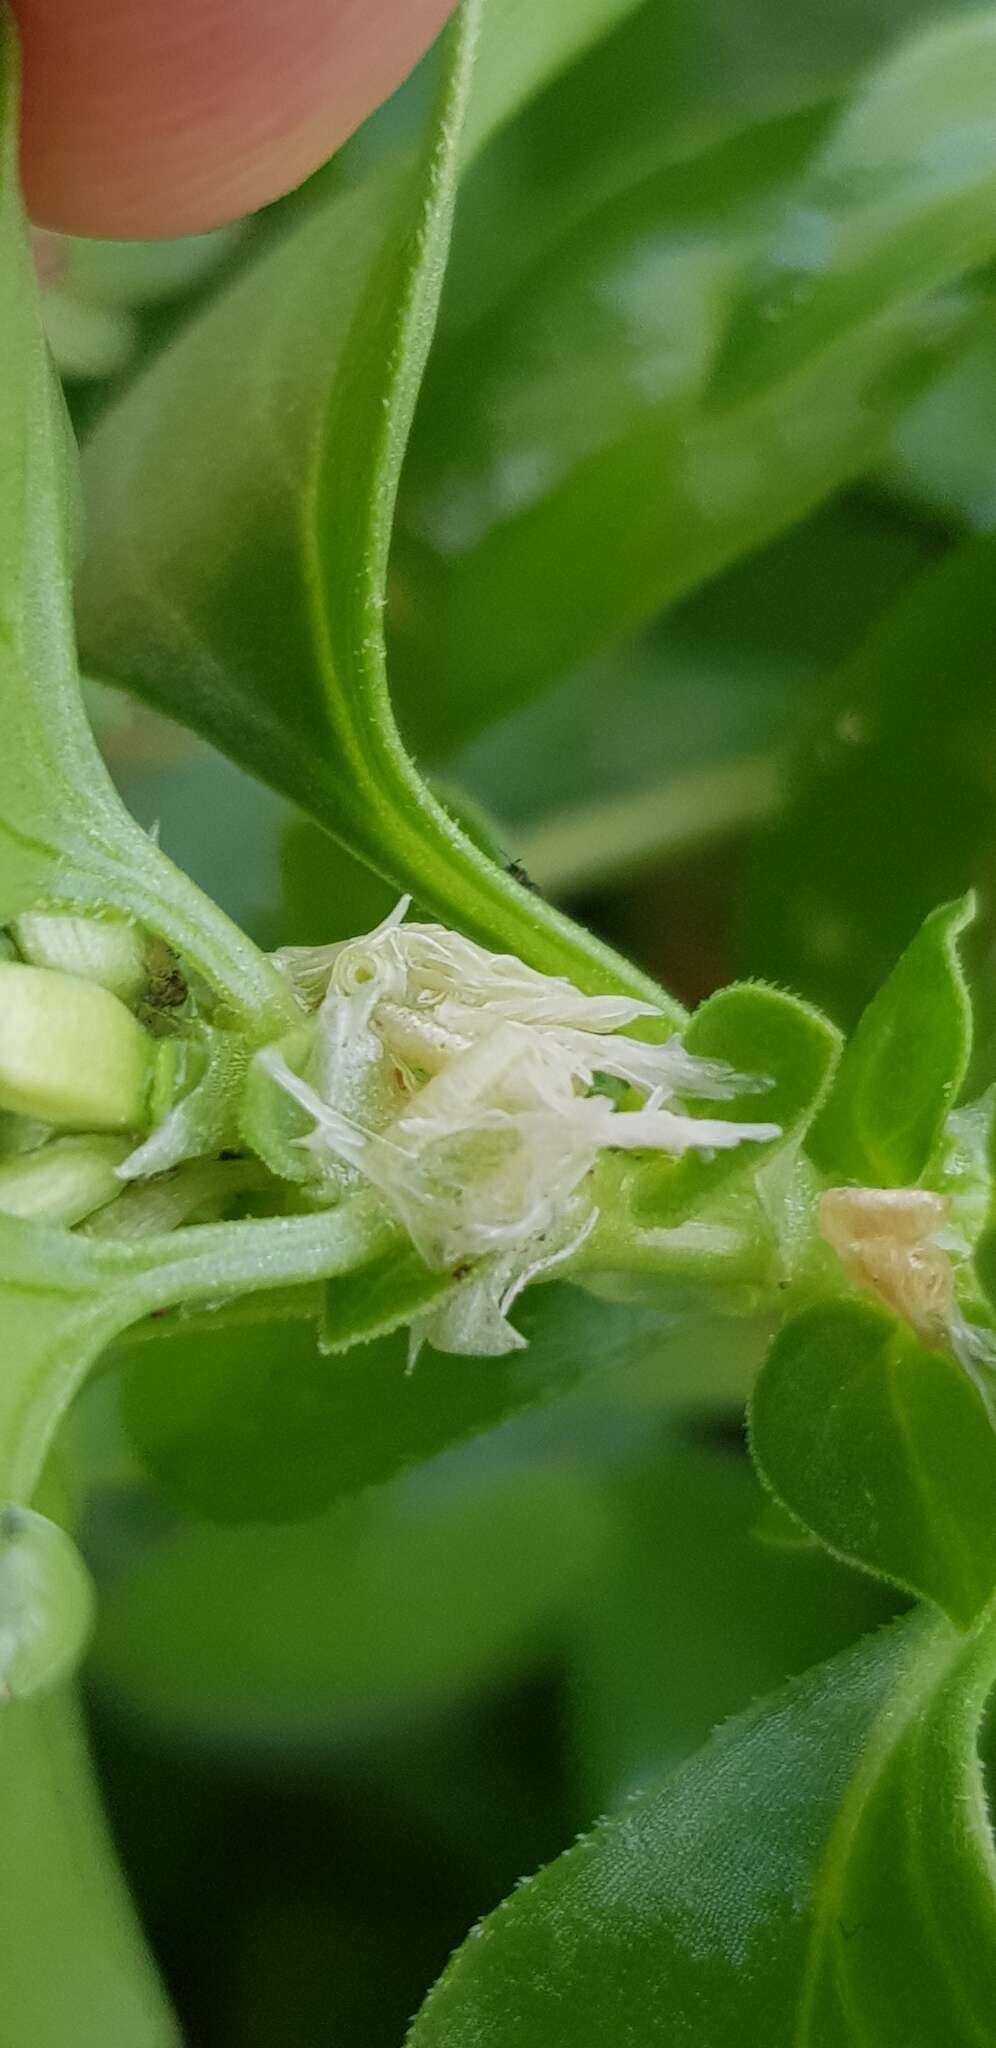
[265, 905, 781, 1354]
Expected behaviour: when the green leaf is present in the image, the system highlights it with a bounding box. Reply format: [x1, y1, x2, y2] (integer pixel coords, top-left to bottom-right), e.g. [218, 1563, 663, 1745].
[744, 539, 996, 1027]
[710, 13, 996, 406]
[751, 1492, 820, 1552]
[76, 1, 670, 1020]
[567, 1437, 893, 1815]
[390, 11, 993, 734]
[882, 307, 996, 530]
[89, 1459, 607, 1748]
[447, 496, 932, 894]
[407, 1603, 996, 2046]
[750, 1297, 996, 1626]
[113, 1282, 679, 1525]
[809, 896, 974, 1186]
[463, 0, 645, 160]
[634, 980, 840, 1225]
[440, 0, 972, 340]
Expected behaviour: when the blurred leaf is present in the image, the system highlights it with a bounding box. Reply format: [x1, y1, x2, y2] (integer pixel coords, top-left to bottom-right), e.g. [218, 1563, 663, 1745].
[391, 17, 992, 738]
[51, 226, 245, 312]
[463, 0, 644, 159]
[567, 1435, 894, 1815]
[750, 1297, 996, 1626]
[77, 1, 669, 1017]
[447, 497, 934, 893]
[115, 1283, 681, 1525]
[280, 814, 399, 947]
[441, 0, 974, 337]
[89, 1460, 607, 1747]
[809, 896, 973, 1184]
[407, 1604, 996, 2046]
[40, 292, 136, 382]
[745, 539, 996, 1027]
[882, 303, 996, 527]
[710, 14, 996, 406]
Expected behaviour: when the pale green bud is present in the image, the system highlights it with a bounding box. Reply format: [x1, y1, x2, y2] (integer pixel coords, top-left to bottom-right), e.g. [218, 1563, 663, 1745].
[0, 963, 153, 1130]
[12, 911, 150, 1007]
[0, 1135, 130, 1226]
[0, 1507, 94, 1701]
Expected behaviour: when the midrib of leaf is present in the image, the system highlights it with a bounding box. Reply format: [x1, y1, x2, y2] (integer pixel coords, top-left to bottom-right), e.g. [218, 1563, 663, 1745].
[899, 1628, 996, 2045]
[793, 1618, 947, 2046]
[880, 1329, 985, 1616]
[795, 1603, 996, 2046]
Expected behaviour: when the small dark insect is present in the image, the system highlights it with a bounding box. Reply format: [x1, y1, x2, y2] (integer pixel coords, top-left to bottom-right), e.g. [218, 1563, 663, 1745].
[506, 858, 543, 897]
[141, 935, 188, 1014]
[150, 963, 188, 1010]
[451, 1262, 472, 1281]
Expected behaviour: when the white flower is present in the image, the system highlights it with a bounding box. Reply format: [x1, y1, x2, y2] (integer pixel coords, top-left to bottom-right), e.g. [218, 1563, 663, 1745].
[266, 902, 781, 1355]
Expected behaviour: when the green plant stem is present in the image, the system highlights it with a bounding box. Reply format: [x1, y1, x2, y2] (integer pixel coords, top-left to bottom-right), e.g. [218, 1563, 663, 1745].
[577, 1209, 778, 1304]
[0, 1197, 400, 1503]
[0, 1687, 180, 2046]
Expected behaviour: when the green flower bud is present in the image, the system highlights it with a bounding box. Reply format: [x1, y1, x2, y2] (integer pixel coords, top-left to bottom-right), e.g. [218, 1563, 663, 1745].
[12, 911, 150, 1007]
[0, 963, 153, 1131]
[0, 1135, 130, 1226]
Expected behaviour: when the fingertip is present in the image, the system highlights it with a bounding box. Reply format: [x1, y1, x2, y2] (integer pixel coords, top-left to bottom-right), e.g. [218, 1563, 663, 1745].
[13, 0, 457, 237]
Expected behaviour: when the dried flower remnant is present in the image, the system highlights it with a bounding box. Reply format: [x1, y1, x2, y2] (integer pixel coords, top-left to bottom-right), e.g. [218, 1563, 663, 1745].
[819, 1187, 953, 1336]
[819, 1184, 996, 1384]
[266, 902, 781, 1356]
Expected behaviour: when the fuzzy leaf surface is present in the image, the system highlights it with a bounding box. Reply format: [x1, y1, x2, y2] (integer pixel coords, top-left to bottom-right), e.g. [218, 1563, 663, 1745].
[809, 896, 974, 1185]
[408, 1605, 996, 2045]
[750, 1297, 996, 1625]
